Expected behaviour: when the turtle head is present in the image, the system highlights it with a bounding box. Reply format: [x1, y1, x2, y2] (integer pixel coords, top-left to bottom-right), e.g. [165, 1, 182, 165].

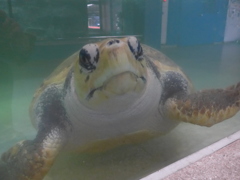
[73, 36, 147, 111]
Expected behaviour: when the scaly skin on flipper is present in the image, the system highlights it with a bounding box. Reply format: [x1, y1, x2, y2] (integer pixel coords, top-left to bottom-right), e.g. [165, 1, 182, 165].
[165, 82, 240, 127]
[0, 83, 70, 180]
[0, 129, 66, 180]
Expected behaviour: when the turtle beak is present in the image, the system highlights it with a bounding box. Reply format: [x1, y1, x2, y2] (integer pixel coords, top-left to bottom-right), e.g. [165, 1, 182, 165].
[86, 72, 146, 100]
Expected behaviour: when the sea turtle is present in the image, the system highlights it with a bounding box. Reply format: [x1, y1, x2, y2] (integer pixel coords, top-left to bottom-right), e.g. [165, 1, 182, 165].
[0, 36, 239, 180]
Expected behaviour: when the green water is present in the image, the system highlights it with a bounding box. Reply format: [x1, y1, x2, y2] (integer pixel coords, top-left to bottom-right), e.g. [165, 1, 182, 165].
[0, 42, 239, 180]
[0, 0, 240, 179]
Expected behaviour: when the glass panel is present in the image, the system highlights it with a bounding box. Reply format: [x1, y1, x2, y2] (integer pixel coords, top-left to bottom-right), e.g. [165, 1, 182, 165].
[0, 0, 239, 179]
[87, 1, 101, 30]
[111, 0, 122, 34]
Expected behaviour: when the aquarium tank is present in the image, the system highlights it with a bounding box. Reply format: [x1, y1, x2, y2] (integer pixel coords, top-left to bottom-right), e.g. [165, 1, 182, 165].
[0, 0, 240, 179]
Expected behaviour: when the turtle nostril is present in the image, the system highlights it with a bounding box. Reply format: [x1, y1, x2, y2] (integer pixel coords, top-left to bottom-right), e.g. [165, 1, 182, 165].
[107, 39, 120, 46]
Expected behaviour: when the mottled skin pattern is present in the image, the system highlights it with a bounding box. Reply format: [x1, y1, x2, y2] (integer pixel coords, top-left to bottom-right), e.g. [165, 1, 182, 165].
[166, 83, 240, 126]
[0, 37, 239, 180]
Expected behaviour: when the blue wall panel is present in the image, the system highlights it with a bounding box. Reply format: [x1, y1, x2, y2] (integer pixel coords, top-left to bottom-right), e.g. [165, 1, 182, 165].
[144, 0, 162, 49]
[167, 0, 182, 45]
[167, 0, 228, 46]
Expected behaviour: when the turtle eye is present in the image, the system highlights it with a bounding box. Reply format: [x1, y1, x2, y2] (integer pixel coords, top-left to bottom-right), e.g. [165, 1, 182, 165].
[79, 44, 99, 73]
[127, 36, 143, 61]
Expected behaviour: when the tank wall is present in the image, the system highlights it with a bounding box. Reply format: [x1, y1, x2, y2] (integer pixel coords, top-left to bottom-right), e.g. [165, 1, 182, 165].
[166, 0, 228, 46]
[224, 0, 240, 42]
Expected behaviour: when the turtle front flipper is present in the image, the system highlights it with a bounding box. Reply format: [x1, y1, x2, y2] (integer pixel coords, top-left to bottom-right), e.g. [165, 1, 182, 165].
[165, 82, 240, 127]
[0, 85, 71, 180]
[0, 128, 67, 180]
